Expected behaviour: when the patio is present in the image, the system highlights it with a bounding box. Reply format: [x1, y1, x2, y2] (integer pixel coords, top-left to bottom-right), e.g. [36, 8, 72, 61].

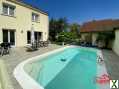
[0, 45, 119, 89]
[102, 49, 119, 80]
[0, 44, 62, 89]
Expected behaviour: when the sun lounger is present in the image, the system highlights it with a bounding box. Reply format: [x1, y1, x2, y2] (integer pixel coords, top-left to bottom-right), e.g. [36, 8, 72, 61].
[26, 43, 38, 52]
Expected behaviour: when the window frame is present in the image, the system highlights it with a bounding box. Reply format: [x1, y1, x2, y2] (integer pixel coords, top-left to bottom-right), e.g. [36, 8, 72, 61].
[2, 3, 16, 17]
[32, 12, 39, 22]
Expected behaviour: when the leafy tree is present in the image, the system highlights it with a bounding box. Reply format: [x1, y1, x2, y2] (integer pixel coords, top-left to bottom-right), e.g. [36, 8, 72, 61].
[57, 32, 78, 44]
[57, 18, 68, 32]
[49, 18, 68, 41]
[49, 18, 57, 41]
[70, 23, 80, 37]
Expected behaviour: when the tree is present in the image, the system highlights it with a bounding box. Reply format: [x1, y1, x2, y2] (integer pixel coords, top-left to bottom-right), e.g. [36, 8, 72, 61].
[49, 18, 68, 41]
[70, 23, 80, 37]
[49, 18, 57, 41]
[57, 32, 78, 44]
[57, 18, 68, 32]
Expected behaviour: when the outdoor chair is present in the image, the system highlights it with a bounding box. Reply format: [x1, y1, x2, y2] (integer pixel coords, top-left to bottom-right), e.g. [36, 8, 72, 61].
[39, 41, 44, 47]
[85, 42, 92, 47]
[0, 46, 3, 56]
[36, 41, 40, 48]
[26, 42, 38, 52]
[43, 41, 48, 47]
[0, 43, 11, 56]
[80, 42, 86, 46]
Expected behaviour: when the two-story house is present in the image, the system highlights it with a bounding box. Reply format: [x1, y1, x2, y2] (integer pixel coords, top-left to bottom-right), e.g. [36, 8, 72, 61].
[0, 0, 49, 47]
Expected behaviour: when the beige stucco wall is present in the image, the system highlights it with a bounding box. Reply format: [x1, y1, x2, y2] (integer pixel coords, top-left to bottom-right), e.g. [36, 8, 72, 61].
[112, 30, 119, 56]
[81, 33, 89, 41]
[0, 0, 49, 47]
[92, 33, 98, 46]
[81, 33, 98, 46]
[81, 33, 91, 43]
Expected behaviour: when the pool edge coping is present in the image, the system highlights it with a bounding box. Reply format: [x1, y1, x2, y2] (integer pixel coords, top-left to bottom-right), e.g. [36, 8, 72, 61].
[13, 46, 108, 89]
[13, 46, 71, 89]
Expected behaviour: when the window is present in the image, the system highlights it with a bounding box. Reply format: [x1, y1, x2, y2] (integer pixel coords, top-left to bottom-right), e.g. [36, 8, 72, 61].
[3, 3, 15, 16]
[32, 13, 39, 22]
[3, 4, 8, 15]
[9, 6, 15, 16]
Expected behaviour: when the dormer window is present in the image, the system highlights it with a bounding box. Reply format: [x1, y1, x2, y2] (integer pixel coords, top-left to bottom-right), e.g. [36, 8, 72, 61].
[2, 3, 15, 16]
[32, 13, 39, 22]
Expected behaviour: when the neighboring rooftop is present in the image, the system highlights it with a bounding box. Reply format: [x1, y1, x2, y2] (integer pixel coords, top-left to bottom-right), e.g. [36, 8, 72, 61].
[7, 0, 48, 15]
[80, 19, 119, 33]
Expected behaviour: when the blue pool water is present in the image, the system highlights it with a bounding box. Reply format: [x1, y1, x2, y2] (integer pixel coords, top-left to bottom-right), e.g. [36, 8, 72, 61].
[25, 47, 98, 89]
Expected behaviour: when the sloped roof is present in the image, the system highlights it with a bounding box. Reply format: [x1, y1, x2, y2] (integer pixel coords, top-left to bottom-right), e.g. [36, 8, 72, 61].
[7, 0, 48, 15]
[80, 19, 119, 32]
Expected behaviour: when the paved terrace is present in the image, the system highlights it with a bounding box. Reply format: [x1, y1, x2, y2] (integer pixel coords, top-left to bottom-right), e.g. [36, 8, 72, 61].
[0, 44, 62, 89]
[102, 50, 119, 80]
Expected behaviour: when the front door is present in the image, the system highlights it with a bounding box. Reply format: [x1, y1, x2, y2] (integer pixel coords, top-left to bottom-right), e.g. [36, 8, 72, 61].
[3, 29, 15, 46]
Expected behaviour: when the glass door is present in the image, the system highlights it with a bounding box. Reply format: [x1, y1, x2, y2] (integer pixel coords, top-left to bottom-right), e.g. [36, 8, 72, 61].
[3, 29, 15, 46]
[34, 32, 42, 41]
[27, 31, 31, 44]
[3, 30, 8, 43]
[10, 30, 15, 45]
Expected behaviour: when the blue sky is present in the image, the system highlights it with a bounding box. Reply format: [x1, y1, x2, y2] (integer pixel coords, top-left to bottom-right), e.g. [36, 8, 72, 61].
[23, 0, 119, 24]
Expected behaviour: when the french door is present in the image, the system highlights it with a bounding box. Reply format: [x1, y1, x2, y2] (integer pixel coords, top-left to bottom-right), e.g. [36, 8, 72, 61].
[27, 31, 42, 44]
[34, 32, 42, 41]
[3, 29, 15, 46]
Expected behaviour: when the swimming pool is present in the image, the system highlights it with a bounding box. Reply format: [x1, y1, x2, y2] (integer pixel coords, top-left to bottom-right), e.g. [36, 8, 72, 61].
[24, 47, 98, 89]
[14, 46, 109, 89]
